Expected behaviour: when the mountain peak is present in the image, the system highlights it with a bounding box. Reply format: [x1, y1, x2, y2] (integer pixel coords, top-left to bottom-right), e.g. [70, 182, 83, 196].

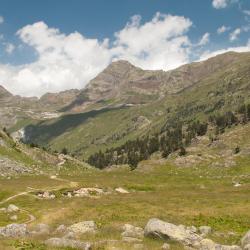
[0, 85, 13, 98]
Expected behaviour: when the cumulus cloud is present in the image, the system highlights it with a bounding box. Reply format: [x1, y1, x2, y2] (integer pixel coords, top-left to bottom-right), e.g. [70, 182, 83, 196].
[197, 33, 210, 46]
[199, 39, 250, 61]
[0, 16, 4, 24]
[5, 43, 15, 54]
[113, 13, 192, 70]
[0, 13, 193, 97]
[229, 28, 241, 41]
[217, 25, 230, 34]
[212, 0, 230, 9]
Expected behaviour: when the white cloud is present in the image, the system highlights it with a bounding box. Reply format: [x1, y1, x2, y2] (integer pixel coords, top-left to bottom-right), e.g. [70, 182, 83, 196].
[198, 33, 210, 46]
[243, 10, 250, 16]
[5, 43, 15, 54]
[199, 39, 250, 61]
[229, 28, 241, 41]
[0, 16, 4, 24]
[0, 13, 193, 97]
[217, 25, 230, 34]
[113, 12, 192, 70]
[212, 0, 229, 9]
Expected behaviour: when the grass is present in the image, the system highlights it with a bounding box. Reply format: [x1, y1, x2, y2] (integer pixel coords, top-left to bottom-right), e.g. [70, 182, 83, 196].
[0, 160, 249, 249]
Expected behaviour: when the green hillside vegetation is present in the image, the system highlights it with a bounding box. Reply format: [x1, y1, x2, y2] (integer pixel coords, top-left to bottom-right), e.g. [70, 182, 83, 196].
[14, 52, 250, 167]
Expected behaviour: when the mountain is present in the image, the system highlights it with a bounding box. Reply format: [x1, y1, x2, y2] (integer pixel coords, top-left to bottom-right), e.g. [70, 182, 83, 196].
[8, 51, 250, 160]
[62, 52, 242, 112]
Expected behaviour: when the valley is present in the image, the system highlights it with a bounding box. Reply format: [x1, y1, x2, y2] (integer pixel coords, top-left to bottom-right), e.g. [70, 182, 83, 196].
[0, 51, 250, 249]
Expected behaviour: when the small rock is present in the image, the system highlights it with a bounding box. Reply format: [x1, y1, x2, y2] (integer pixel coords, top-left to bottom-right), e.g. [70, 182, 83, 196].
[162, 243, 171, 249]
[115, 187, 129, 194]
[45, 238, 91, 250]
[199, 226, 212, 236]
[68, 221, 97, 234]
[242, 230, 250, 247]
[7, 204, 19, 213]
[9, 215, 18, 221]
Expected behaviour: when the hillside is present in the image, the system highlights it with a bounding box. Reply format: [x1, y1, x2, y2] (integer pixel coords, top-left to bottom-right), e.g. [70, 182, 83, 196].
[12, 51, 250, 162]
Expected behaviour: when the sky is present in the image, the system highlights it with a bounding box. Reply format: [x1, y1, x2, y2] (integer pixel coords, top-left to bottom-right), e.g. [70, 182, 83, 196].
[0, 0, 249, 97]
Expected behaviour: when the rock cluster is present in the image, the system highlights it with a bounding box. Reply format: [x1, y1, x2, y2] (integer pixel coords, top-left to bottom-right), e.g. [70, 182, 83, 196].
[37, 191, 55, 199]
[0, 218, 249, 250]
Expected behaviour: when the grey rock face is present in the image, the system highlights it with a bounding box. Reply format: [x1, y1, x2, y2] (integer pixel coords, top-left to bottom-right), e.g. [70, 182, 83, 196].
[144, 218, 202, 246]
[45, 237, 91, 250]
[0, 223, 28, 238]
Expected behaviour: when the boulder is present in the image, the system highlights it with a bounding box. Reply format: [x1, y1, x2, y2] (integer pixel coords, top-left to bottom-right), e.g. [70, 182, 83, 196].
[162, 243, 171, 249]
[122, 224, 144, 239]
[199, 226, 212, 236]
[45, 238, 91, 250]
[144, 218, 202, 246]
[115, 187, 129, 194]
[0, 223, 28, 237]
[242, 230, 250, 247]
[7, 204, 19, 213]
[68, 221, 97, 234]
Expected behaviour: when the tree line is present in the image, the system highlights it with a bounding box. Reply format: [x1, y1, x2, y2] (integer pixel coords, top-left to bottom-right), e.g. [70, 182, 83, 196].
[87, 104, 250, 170]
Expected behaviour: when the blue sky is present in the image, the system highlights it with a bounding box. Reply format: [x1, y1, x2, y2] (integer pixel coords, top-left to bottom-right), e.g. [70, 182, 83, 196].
[0, 0, 249, 96]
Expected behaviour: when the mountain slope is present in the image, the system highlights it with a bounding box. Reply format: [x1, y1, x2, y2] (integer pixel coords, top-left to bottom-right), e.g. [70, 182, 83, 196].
[62, 51, 242, 112]
[14, 51, 250, 160]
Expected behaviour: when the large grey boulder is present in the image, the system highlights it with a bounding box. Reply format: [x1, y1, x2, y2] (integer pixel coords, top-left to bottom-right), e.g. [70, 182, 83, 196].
[242, 230, 250, 247]
[45, 238, 91, 250]
[68, 221, 97, 234]
[0, 223, 28, 237]
[144, 218, 202, 246]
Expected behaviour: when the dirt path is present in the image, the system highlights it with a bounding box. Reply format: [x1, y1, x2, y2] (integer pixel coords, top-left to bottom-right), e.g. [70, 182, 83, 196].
[0, 175, 77, 225]
[0, 191, 31, 205]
